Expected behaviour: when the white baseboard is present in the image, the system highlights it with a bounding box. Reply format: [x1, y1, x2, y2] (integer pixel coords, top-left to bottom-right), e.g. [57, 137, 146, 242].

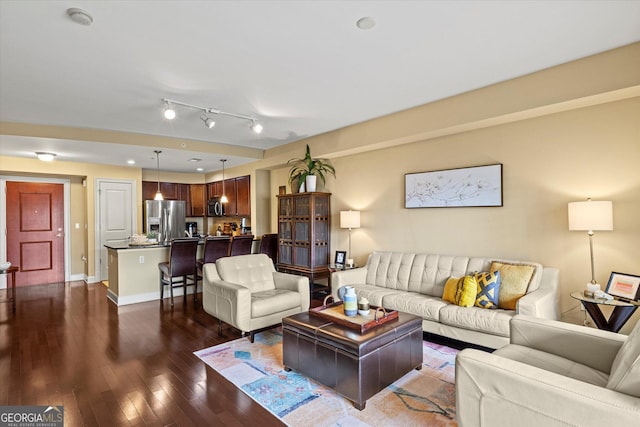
[108, 286, 198, 306]
[70, 273, 86, 282]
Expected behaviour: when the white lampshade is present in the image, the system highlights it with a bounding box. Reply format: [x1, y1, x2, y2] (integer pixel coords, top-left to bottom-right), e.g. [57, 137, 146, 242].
[340, 210, 361, 229]
[568, 200, 613, 231]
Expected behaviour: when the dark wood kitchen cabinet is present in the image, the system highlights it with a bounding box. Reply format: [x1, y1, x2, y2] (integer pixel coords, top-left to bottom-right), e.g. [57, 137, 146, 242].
[207, 181, 223, 198]
[235, 175, 250, 216]
[142, 181, 159, 201]
[205, 175, 250, 217]
[189, 184, 207, 216]
[142, 181, 183, 201]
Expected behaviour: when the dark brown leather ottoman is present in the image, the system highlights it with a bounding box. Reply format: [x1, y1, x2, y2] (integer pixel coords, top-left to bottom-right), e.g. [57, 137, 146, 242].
[282, 311, 423, 410]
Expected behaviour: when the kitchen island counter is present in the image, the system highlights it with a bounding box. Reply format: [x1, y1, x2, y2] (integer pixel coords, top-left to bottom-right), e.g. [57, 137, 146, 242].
[106, 243, 203, 306]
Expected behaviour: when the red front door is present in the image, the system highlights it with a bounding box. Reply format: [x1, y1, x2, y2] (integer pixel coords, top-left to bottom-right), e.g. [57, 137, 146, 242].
[6, 182, 65, 286]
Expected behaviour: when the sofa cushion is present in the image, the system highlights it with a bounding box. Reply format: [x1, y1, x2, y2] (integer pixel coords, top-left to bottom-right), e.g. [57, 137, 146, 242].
[607, 319, 640, 397]
[365, 252, 415, 290]
[491, 261, 535, 309]
[475, 270, 501, 309]
[382, 292, 447, 322]
[494, 344, 609, 387]
[349, 284, 403, 307]
[440, 304, 513, 337]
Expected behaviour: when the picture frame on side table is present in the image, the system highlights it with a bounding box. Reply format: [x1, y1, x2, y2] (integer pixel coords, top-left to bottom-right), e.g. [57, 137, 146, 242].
[335, 251, 346, 267]
[605, 272, 640, 301]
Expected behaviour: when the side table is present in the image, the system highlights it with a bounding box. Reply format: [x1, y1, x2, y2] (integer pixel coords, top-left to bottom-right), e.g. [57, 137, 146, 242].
[570, 291, 638, 333]
[328, 264, 357, 294]
[0, 266, 18, 313]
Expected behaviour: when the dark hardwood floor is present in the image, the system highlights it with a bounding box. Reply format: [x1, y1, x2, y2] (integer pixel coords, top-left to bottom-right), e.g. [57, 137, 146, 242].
[0, 281, 286, 426]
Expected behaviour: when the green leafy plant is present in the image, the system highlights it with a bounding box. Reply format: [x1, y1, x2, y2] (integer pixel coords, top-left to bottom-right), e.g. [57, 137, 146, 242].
[146, 231, 157, 240]
[288, 144, 336, 190]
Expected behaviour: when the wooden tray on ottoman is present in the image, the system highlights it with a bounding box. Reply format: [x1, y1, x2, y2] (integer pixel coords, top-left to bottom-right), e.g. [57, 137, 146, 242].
[309, 296, 398, 333]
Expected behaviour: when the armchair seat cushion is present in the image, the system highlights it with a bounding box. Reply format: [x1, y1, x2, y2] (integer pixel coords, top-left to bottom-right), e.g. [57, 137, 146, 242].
[494, 344, 609, 387]
[252, 289, 303, 318]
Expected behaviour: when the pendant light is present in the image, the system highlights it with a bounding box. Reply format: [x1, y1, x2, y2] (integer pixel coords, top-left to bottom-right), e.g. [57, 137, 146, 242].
[154, 150, 164, 200]
[220, 159, 228, 203]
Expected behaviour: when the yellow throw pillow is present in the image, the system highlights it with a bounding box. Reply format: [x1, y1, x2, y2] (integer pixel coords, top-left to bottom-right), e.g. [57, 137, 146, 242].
[457, 275, 479, 307]
[443, 277, 460, 304]
[442, 275, 478, 307]
[490, 261, 535, 310]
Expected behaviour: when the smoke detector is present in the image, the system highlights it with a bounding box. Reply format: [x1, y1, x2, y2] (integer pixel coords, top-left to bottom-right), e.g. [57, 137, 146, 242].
[66, 8, 93, 26]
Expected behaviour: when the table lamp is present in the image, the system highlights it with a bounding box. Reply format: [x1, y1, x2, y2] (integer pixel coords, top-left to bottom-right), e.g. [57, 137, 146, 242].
[340, 210, 360, 264]
[568, 199, 613, 290]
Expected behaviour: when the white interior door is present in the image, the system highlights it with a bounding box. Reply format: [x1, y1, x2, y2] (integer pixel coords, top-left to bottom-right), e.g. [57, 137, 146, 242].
[98, 179, 135, 282]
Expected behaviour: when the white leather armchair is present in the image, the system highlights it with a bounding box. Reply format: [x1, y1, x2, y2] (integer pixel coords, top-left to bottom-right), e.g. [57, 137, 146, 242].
[455, 315, 640, 427]
[202, 253, 309, 342]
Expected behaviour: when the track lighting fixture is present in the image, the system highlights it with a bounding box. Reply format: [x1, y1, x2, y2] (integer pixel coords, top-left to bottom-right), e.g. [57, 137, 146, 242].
[201, 113, 216, 129]
[250, 121, 263, 134]
[161, 98, 263, 134]
[163, 101, 176, 120]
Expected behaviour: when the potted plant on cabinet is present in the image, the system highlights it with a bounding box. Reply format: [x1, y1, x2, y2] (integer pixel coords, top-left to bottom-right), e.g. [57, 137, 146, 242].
[288, 144, 336, 192]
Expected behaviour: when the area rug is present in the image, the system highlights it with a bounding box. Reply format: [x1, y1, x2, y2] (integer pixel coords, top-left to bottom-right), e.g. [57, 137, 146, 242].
[194, 329, 458, 426]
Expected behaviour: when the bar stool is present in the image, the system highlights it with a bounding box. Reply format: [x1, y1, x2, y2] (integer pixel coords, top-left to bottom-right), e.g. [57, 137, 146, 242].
[228, 235, 254, 256]
[158, 238, 199, 306]
[259, 233, 278, 265]
[197, 236, 230, 279]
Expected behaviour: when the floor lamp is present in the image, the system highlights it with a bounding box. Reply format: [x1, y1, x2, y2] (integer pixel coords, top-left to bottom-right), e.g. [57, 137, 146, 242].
[568, 199, 613, 290]
[340, 210, 360, 266]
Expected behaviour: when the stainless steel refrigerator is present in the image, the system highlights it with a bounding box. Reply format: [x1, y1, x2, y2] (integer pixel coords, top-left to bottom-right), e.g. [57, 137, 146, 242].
[144, 200, 186, 244]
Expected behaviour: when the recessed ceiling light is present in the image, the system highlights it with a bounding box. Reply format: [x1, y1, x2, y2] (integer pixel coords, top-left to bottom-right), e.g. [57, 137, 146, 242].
[188, 158, 202, 162]
[356, 16, 376, 30]
[127, 160, 136, 165]
[196, 167, 204, 172]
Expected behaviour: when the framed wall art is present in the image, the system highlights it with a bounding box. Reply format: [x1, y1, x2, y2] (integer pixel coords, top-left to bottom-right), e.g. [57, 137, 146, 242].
[605, 272, 640, 301]
[405, 163, 503, 208]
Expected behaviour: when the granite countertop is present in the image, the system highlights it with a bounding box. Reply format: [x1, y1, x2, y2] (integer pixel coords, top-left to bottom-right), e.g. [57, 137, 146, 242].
[104, 234, 258, 250]
[105, 238, 206, 250]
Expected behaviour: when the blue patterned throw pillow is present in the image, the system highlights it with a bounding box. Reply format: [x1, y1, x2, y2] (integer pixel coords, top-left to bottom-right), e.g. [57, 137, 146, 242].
[474, 271, 501, 309]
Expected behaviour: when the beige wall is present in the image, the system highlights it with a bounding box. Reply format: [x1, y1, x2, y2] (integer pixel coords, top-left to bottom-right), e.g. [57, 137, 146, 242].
[0, 157, 143, 279]
[69, 176, 87, 276]
[305, 98, 637, 332]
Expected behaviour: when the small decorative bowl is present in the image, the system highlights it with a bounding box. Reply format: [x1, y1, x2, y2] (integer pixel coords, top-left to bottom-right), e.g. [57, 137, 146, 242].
[0, 261, 11, 270]
[358, 309, 370, 316]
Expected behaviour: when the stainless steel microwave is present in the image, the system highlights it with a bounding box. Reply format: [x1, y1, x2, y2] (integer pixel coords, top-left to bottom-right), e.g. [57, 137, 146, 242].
[207, 197, 225, 217]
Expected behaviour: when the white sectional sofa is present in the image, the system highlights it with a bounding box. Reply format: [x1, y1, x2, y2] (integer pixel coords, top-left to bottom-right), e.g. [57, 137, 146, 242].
[331, 251, 560, 349]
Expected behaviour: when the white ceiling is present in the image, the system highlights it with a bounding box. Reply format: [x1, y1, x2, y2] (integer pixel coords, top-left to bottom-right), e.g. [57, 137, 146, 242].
[1, 1, 639, 173]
